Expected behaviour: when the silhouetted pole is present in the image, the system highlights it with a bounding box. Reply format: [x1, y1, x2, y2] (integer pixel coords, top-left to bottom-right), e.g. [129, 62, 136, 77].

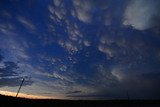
[126, 91, 130, 100]
[16, 78, 25, 97]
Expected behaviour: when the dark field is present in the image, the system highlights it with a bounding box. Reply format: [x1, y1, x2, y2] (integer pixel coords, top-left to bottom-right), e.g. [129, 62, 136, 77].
[0, 95, 160, 107]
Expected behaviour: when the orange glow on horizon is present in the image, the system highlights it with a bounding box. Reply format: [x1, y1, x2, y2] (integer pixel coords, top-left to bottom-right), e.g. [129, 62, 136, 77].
[0, 90, 60, 99]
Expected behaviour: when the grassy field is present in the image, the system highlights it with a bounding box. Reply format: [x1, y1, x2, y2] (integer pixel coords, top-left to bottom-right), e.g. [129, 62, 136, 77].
[0, 94, 160, 107]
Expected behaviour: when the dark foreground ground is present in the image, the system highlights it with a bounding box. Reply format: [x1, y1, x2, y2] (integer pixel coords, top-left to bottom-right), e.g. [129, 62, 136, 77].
[0, 95, 160, 107]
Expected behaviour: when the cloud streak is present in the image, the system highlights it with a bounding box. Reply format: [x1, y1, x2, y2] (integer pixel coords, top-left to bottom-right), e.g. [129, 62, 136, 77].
[17, 16, 36, 31]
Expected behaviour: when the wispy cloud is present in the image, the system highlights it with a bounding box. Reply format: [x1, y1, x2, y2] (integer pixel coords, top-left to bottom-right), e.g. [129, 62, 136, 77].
[83, 40, 91, 47]
[0, 10, 12, 19]
[0, 38, 30, 61]
[17, 16, 36, 31]
[0, 22, 16, 36]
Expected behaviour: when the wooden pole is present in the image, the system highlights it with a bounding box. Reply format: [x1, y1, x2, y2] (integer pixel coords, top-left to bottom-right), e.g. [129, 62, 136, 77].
[16, 78, 25, 97]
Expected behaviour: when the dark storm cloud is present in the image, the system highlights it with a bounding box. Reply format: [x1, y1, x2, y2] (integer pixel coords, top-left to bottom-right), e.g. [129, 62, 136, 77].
[66, 68, 160, 99]
[0, 77, 33, 87]
[66, 90, 82, 94]
[0, 61, 18, 77]
[112, 64, 160, 99]
[94, 24, 160, 98]
[0, 51, 33, 87]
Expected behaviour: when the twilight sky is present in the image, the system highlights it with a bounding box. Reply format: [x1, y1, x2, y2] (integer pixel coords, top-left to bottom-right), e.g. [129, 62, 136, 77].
[0, 0, 160, 100]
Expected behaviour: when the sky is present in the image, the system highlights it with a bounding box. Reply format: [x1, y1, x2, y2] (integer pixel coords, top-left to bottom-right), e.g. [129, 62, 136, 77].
[0, 0, 160, 100]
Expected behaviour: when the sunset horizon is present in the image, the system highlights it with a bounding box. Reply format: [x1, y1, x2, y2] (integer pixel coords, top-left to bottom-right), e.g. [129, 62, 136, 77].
[0, 90, 56, 99]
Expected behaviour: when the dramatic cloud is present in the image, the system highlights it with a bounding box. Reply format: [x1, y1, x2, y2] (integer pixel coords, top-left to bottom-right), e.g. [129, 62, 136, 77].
[0, 0, 160, 99]
[123, 0, 160, 30]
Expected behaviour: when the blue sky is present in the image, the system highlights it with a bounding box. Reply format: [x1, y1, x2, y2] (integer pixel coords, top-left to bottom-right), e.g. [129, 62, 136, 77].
[0, 0, 160, 99]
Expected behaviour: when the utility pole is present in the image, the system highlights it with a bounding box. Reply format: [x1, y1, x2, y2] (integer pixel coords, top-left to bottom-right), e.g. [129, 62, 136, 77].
[126, 90, 130, 100]
[16, 78, 25, 97]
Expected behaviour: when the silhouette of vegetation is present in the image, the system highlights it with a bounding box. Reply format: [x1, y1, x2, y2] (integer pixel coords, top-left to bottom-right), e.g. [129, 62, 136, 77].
[0, 94, 160, 107]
